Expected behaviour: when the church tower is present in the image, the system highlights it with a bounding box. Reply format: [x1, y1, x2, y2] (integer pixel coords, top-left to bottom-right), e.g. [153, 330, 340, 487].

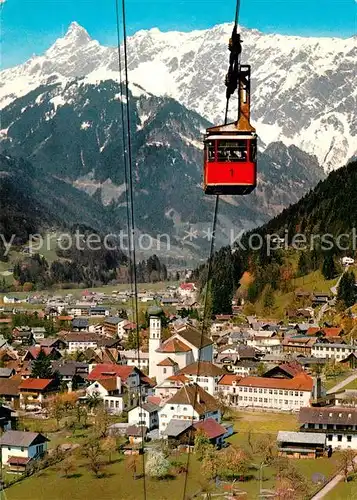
[149, 310, 162, 379]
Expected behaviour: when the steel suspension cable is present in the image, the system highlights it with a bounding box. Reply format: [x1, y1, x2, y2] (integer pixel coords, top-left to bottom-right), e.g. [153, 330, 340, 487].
[115, 1, 147, 497]
[182, 1, 242, 497]
[181, 194, 219, 499]
[114, 0, 135, 307]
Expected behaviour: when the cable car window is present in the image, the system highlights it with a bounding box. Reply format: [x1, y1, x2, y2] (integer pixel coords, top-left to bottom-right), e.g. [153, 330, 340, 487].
[217, 140, 247, 162]
[206, 141, 215, 162]
[250, 140, 257, 162]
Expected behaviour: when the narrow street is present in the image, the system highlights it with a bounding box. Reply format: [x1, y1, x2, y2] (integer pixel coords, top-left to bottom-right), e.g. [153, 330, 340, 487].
[326, 372, 357, 395]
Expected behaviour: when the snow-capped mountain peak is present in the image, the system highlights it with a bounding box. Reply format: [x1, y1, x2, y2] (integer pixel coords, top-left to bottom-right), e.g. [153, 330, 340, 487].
[46, 21, 93, 55]
[1, 22, 356, 171]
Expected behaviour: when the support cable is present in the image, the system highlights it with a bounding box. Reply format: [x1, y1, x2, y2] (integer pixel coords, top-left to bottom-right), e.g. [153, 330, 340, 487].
[181, 194, 219, 500]
[182, 1, 241, 497]
[114, 0, 134, 305]
[115, 1, 147, 497]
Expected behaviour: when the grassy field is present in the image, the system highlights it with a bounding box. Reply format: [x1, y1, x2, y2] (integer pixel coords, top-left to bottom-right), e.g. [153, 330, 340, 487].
[6, 451, 204, 500]
[325, 479, 357, 499]
[341, 377, 357, 391]
[223, 411, 340, 498]
[248, 268, 339, 319]
[0, 281, 178, 301]
[229, 410, 299, 434]
[6, 410, 342, 500]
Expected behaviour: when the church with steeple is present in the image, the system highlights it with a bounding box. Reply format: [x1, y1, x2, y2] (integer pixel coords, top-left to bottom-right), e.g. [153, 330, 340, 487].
[148, 307, 213, 385]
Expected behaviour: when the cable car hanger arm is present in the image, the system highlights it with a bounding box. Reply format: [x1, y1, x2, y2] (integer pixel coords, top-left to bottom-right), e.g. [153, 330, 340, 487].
[224, 0, 242, 124]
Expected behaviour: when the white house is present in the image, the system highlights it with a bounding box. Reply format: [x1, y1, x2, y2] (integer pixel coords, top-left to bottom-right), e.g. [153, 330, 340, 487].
[86, 377, 125, 414]
[299, 407, 357, 449]
[177, 283, 196, 298]
[0, 431, 49, 471]
[119, 350, 150, 371]
[177, 361, 224, 396]
[159, 383, 220, 436]
[128, 402, 160, 430]
[63, 333, 103, 352]
[246, 331, 281, 354]
[218, 373, 313, 411]
[31, 327, 46, 342]
[342, 257, 354, 266]
[312, 342, 357, 361]
[155, 358, 179, 385]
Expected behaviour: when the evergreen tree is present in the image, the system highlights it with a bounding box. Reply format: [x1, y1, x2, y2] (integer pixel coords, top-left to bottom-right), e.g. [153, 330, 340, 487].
[337, 270, 356, 309]
[211, 247, 234, 314]
[322, 253, 337, 280]
[263, 285, 275, 309]
[126, 331, 139, 350]
[31, 349, 53, 378]
[297, 251, 309, 277]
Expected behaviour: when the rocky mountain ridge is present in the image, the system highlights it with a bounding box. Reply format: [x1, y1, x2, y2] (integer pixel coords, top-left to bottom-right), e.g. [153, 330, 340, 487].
[1, 22, 356, 171]
[0, 76, 325, 259]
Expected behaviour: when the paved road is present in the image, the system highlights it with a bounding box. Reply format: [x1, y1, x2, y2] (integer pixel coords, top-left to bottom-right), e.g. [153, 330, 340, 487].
[315, 301, 331, 324]
[326, 372, 357, 394]
[315, 269, 346, 324]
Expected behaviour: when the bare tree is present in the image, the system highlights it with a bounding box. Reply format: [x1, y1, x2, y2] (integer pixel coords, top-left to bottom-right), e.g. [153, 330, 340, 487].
[101, 436, 117, 464]
[214, 390, 229, 419]
[126, 455, 139, 480]
[201, 447, 220, 482]
[275, 461, 310, 498]
[60, 456, 76, 478]
[82, 438, 103, 477]
[93, 407, 111, 438]
[339, 449, 357, 481]
[221, 446, 251, 480]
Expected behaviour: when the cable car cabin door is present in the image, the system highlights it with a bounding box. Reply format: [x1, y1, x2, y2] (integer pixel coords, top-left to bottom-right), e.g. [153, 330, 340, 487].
[204, 135, 257, 195]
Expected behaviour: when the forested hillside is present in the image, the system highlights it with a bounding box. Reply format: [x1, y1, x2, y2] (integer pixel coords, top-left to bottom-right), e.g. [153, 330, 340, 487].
[194, 160, 357, 314]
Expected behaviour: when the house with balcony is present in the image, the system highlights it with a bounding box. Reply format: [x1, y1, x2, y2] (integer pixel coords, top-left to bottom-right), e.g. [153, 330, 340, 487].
[119, 349, 150, 371]
[62, 332, 103, 352]
[299, 406, 357, 449]
[282, 336, 317, 356]
[19, 378, 57, 409]
[31, 327, 46, 342]
[103, 317, 126, 338]
[87, 363, 154, 398]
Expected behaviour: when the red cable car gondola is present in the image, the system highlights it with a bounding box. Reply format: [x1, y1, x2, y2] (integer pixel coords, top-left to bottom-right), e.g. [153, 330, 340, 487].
[203, 42, 257, 195]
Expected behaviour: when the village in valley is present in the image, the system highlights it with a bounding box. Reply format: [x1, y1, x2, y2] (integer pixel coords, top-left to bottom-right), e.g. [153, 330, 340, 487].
[0, 259, 357, 500]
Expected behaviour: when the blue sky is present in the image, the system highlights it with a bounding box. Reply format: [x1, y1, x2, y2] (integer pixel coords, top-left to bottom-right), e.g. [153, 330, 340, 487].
[1, 0, 356, 68]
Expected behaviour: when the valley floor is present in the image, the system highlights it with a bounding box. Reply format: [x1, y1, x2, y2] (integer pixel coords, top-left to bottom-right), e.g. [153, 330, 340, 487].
[5, 410, 344, 500]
